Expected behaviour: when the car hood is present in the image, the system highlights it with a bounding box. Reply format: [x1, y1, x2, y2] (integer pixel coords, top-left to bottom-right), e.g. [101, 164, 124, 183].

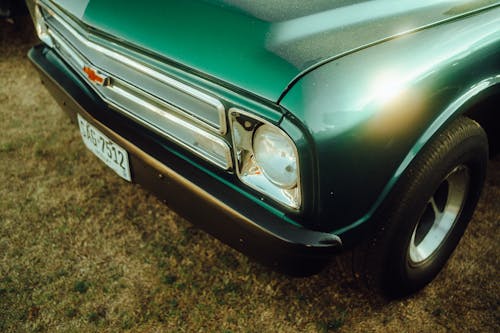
[50, 0, 497, 102]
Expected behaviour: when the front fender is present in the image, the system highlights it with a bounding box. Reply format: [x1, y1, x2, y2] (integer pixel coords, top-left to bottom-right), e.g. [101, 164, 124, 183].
[279, 6, 500, 239]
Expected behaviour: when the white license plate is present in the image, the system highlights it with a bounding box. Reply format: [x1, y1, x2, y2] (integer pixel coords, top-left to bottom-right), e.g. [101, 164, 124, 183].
[77, 114, 131, 181]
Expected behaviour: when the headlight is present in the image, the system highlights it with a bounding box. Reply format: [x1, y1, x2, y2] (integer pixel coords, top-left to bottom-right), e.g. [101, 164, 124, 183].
[253, 124, 298, 189]
[34, 3, 54, 47]
[230, 109, 301, 209]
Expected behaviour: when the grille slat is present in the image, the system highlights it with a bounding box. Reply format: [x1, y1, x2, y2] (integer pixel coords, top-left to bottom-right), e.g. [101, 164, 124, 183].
[39, 1, 232, 170]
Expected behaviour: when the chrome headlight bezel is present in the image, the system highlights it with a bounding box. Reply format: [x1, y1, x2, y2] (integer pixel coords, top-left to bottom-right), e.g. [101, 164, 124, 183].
[229, 108, 301, 210]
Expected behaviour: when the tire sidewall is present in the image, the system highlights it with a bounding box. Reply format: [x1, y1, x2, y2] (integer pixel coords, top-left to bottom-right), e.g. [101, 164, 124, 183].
[381, 120, 488, 295]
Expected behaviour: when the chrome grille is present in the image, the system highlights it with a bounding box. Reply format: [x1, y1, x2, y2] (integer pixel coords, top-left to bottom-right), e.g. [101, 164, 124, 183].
[38, 1, 232, 170]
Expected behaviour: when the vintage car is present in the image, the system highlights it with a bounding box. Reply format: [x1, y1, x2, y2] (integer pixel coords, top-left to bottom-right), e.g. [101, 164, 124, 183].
[27, 0, 499, 296]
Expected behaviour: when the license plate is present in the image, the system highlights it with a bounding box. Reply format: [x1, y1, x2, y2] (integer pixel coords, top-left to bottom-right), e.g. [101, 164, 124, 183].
[77, 114, 131, 181]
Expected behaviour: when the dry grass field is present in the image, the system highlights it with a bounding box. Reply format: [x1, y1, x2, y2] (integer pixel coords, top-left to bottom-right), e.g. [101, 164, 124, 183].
[1, 20, 499, 332]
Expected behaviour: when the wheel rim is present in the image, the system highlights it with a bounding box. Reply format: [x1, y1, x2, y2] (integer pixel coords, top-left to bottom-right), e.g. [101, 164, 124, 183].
[408, 165, 470, 264]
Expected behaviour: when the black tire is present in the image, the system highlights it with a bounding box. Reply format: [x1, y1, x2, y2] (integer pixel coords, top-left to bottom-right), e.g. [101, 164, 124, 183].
[356, 116, 488, 297]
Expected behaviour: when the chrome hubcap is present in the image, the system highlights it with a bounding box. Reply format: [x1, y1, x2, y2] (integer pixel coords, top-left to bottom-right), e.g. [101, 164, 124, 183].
[408, 165, 470, 264]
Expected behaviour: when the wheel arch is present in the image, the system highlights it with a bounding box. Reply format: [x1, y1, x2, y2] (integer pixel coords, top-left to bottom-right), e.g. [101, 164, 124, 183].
[337, 77, 499, 245]
[389, 77, 500, 189]
[462, 83, 500, 156]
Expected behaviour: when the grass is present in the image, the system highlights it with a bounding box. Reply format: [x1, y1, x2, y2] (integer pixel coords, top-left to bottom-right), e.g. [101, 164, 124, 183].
[1, 20, 499, 332]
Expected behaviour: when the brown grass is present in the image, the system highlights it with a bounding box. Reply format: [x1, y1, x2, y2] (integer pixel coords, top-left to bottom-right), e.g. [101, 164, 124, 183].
[1, 20, 499, 333]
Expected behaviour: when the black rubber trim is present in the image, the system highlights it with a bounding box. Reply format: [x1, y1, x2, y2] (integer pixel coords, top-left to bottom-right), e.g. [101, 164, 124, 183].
[28, 45, 342, 276]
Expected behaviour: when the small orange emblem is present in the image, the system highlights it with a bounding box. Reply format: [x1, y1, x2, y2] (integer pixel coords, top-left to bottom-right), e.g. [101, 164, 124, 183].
[82, 66, 109, 86]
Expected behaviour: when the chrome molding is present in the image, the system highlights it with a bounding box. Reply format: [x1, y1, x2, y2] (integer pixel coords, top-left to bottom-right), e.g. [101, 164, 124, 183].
[229, 108, 301, 210]
[48, 28, 85, 69]
[38, 0, 233, 170]
[39, 1, 226, 134]
[49, 27, 225, 135]
[107, 84, 232, 170]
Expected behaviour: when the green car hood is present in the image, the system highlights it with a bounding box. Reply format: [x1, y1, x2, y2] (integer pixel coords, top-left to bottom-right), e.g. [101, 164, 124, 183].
[50, 0, 497, 102]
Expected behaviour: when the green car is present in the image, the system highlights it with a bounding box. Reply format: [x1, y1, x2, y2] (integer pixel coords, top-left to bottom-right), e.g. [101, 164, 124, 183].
[27, 0, 500, 296]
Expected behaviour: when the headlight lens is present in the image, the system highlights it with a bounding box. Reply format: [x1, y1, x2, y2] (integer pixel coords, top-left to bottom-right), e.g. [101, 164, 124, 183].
[253, 124, 297, 189]
[230, 109, 301, 210]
